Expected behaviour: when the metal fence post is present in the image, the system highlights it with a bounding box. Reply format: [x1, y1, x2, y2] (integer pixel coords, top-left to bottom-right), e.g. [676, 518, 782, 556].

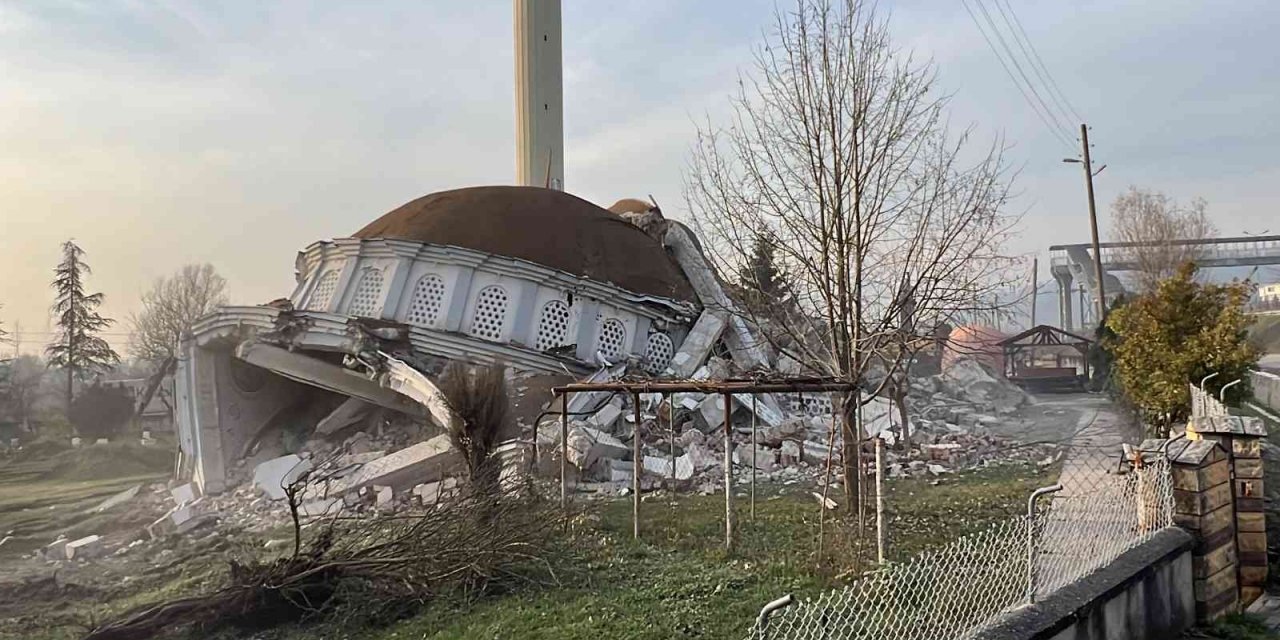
[1026, 484, 1063, 604]
[560, 391, 570, 511]
[754, 594, 793, 640]
[723, 392, 734, 550]
[632, 391, 642, 541]
[875, 436, 886, 563]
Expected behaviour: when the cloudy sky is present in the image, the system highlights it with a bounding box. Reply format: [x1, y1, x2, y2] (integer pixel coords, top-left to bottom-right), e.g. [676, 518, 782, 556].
[1, 1, 1278, 354]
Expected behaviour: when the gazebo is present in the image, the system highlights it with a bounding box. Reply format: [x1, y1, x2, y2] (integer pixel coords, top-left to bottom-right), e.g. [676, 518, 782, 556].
[997, 325, 1094, 392]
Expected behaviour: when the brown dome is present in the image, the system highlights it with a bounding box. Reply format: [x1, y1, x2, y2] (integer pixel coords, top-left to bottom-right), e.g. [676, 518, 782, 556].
[353, 186, 696, 302]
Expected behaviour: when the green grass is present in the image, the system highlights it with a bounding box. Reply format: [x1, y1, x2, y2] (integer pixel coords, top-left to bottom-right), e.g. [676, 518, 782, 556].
[264, 462, 1056, 640]
[1188, 613, 1280, 639]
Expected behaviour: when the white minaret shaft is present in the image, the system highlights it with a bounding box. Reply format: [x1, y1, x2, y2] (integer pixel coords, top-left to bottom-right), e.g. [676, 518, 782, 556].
[514, 0, 564, 190]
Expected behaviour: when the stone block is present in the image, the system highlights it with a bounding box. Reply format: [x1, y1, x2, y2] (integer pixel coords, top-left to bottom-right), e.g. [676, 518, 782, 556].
[643, 455, 693, 481]
[1193, 542, 1236, 579]
[566, 426, 629, 470]
[1240, 566, 1268, 587]
[1174, 482, 1233, 516]
[1232, 437, 1262, 459]
[1173, 459, 1230, 492]
[1195, 564, 1239, 605]
[1237, 512, 1266, 533]
[253, 454, 313, 501]
[42, 537, 70, 561]
[64, 535, 105, 561]
[680, 441, 717, 472]
[698, 395, 727, 431]
[375, 485, 393, 507]
[1234, 458, 1264, 480]
[1242, 587, 1264, 609]
[1238, 531, 1267, 555]
[780, 440, 801, 465]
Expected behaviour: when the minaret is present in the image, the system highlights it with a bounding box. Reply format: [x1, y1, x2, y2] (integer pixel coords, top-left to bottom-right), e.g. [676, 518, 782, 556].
[514, 0, 564, 190]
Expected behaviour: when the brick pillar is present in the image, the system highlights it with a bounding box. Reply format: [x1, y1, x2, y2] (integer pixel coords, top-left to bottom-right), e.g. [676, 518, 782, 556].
[1188, 415, 1269, 608]
[1149, 438, 1239, 621]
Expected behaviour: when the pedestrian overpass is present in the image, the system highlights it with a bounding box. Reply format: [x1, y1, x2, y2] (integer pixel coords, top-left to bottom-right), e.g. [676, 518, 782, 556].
[1049, 235, 1280, 330]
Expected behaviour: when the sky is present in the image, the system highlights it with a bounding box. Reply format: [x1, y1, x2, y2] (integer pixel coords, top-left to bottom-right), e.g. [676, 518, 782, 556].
[2, 0, 1279, 356]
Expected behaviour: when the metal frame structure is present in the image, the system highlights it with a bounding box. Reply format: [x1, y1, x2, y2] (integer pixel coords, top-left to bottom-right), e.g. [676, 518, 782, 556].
[550, 377, 858, 549]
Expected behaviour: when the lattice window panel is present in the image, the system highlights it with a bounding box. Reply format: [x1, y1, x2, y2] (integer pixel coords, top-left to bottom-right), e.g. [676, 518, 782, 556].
[307, 270, 341, 311]
[535, 300, 571, 351]
[406, 274, 447, 328]
[469, 285, 509, 341]
[348, 268, 385, 318]
[598, 318, 627, 360]
[643, 332, 674, 374]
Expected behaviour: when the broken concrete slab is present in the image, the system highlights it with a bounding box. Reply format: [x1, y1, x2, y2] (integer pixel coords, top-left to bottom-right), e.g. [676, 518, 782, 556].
[340, 434, 460, 494]
[666, 311, 727, 378]
[780, 440, 801, 465]
[253, 454, 313, 501]
[93, 484, 141, 513]
[377, 354, 457, 429]
[65, 535, 105, 561]
[236, 342, 426, 418]
[812, 492, 838, 510]
[315, 397, 374, 435]
[42, 537, 70, 561]
[644, 455, 694, 481]
[375, 485, 393, 507]
[300, 498, 342, 517]
[698, 394, 727, 430]
[680, 441, 717, 472]
[800, 440, 839, 467]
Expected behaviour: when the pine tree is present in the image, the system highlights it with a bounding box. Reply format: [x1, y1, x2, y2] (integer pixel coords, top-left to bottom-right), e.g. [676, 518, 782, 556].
[738, 235, 782, 309]
[45, 241, 120, 409]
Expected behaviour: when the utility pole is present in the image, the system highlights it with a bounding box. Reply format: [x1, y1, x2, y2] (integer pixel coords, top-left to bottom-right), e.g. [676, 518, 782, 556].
[1030, 257, 1038, 328]
[1079, 123, 1106, 325]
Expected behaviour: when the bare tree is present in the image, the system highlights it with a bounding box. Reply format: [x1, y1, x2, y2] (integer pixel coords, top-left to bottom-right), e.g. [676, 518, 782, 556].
[686, 0, 1019, 512]
[1110, 187, 1217, 291]
[128, 264, 227, 423]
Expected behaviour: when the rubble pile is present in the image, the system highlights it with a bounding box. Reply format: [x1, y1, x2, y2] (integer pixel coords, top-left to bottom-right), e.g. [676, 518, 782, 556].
[536, 357, 1050, 498]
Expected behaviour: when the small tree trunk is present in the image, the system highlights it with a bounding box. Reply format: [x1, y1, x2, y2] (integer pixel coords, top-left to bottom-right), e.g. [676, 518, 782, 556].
[840, 391, 860, 516]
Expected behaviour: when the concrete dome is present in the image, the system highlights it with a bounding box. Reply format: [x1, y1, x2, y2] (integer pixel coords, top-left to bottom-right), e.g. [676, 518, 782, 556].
[353, 186, 695, 302]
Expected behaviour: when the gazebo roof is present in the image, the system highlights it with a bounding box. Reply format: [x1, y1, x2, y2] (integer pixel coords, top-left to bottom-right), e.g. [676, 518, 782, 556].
[997, 324, 1094, 348]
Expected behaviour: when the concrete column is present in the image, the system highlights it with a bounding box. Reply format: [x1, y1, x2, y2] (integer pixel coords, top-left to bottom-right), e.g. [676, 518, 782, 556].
[380, 256, 416, 320]
[192, 346, 226, 495]
[573, 299, 601, 361]
[442, 267, 475, 333]
[514, 0, 563, 190]
[511, 280, 541, 348]
[1052, 269, 1074, 332]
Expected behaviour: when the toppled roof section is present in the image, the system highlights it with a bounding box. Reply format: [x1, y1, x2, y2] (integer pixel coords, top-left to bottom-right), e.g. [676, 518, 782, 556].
[353, 186, 696, 303]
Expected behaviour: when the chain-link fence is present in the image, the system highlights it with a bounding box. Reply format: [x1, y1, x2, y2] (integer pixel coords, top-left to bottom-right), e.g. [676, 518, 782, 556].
[749, 446, 1174, 640]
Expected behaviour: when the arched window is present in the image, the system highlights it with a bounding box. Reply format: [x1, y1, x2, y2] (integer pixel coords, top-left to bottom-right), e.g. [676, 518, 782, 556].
[307, 270, 341, 311]
[406, 274, 447, 328]
[469, 285, 509, 341]
[643, 332, 675, 374]
[535, 300, 571, 351]
[598, 318, 627, 360]
[348, 268, 385, 318]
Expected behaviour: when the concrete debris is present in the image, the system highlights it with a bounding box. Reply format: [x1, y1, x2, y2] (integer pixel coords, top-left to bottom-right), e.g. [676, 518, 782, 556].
[735, 444, 776, 472]
[812, 492, 838, 510]
[375, 485, 393, 508]
[253, 454, 313, 501]
[93, 484, 142, 513]
[315, 397, 374, 435]
[338, 434, 460, 494]
[65, 535, 105, 561]
[412, 478, 459, 506]
[170, 483, 197, 506]
[566, 426, 628, 470]
[590, 400, 623, 432]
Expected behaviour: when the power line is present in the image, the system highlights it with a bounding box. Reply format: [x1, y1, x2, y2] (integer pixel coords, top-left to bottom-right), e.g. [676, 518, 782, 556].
[994, 0, 1086, 124]
[969, 0, 1075, 142]
[959, 0, 1075, 150]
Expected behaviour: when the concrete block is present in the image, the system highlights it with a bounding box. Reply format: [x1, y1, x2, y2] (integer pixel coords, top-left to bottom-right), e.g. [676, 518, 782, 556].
[606, 459, 635, 483]
[566, 426, 629, 470]
[591, 401, 623, 432]
[780, 440, 801, 465]
[253, 455, 314, 501]
[170, 483, 198, 506]
[1238, 512, 1266, 533]
[680, 441, 717, 472]
[801, 440, 839, 467]
[698, 395, 727, 430]
[1173, 459, 1230, 492]
[300, 499, 341, 517]
[734, 444, 776, 472]
[65, 535, 105, 561]
[42, 537, 70, 561]
[375, 485, 393, 507]
[642, 455, 693, 481]
[412, 477, 458, 505]
[339, 434, 460, 494]
[666, 311, 726, 378]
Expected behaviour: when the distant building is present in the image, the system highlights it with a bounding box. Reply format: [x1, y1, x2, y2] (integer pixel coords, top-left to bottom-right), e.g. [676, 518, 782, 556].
[100, 376, 175, 433]
[1259, 283, 1280, 302]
